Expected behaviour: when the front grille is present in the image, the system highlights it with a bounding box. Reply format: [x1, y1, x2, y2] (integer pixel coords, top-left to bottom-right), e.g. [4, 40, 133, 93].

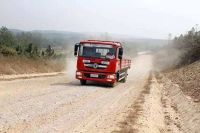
[84, 63, 107, 69]
[84, 73, 106, 79]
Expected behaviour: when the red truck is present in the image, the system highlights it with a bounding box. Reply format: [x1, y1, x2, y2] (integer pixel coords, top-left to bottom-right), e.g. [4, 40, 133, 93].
[74, 40, 131, 87]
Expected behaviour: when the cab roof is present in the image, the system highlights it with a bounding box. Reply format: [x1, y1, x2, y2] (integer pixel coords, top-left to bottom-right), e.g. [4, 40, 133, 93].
[80, 40, 122, 47]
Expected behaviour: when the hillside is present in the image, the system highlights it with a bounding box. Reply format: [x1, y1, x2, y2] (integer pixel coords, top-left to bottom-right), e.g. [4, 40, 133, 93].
[155, 60, 200, 132]
[164, 60, 200, 101]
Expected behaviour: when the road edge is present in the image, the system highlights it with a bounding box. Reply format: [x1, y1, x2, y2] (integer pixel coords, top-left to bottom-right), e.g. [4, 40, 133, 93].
[0, 72, 65, 81]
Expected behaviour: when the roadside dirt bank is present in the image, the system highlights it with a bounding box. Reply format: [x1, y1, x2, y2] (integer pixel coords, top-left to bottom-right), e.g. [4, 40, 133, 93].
[164, 60, 200, 102]
[157, 73, 200, 133]
[0, 58, 76, 81]
[156, 60, 200, 132]
[0, 57, 65, 75]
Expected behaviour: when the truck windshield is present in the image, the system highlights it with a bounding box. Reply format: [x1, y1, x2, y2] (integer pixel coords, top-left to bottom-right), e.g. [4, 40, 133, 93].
[79, 43, 115, 59]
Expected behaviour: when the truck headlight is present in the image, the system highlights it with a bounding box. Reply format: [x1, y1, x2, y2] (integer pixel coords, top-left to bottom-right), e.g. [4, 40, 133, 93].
[101, 61, 110, 65]
[76, 71, 82, 76]
[107, 74, 115, 79]
[83, 60, 90, 63]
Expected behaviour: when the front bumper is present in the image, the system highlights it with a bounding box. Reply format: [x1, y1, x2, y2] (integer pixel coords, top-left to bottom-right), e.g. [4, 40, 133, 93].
[76, 71, 116, 83]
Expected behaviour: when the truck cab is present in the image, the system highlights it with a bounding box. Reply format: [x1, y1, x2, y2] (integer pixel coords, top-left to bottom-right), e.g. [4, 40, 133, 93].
[74, 40, 131, 87]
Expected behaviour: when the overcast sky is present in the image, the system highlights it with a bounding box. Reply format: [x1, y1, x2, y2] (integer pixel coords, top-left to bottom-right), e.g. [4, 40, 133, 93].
[0, 0, 200, 39]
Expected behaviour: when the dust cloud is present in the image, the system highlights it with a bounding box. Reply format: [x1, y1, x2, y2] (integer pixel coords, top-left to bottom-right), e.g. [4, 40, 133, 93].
[153, 47, 185, 71]
[65, 57, 76, 79]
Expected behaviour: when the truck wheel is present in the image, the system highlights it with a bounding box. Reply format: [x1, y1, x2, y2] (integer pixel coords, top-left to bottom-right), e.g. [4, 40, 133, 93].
[121, 71, 127, 83]
[109, 82, 116, 87]
[80, 80, 87, 85]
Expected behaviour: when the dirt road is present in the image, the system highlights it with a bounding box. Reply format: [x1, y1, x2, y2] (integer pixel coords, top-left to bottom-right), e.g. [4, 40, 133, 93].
[0, 54, 153, 133]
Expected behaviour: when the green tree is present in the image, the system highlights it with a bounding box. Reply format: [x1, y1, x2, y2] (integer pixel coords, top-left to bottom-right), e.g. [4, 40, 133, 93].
[32, 46, 39, 57]
[0, 26, 15, 47]
[173, 26, 200, 65]
[26, 43, 33, 53]
[41, 51, 45, 56]
[46, 45, 54, 57]
[16, 45, 23, 55]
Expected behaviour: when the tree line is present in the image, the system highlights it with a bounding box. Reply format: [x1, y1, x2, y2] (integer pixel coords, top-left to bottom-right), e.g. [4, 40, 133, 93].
[172, 27, 200, 65]
[0, 26, 55, 58]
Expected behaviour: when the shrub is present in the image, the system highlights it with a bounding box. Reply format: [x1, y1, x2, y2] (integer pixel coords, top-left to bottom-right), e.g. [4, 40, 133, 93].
[0, 46, 17, 56]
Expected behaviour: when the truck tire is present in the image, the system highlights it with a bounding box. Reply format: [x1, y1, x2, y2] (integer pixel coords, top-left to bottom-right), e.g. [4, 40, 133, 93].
[109, 82, 116, 87]
[121, 71, 127, 83]
[80, 80, 87, 85]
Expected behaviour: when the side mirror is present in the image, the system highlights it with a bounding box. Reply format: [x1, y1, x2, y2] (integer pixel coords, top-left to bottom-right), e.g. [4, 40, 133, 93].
[74, 43, 79, 56]
[118, 47, 123, 59]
